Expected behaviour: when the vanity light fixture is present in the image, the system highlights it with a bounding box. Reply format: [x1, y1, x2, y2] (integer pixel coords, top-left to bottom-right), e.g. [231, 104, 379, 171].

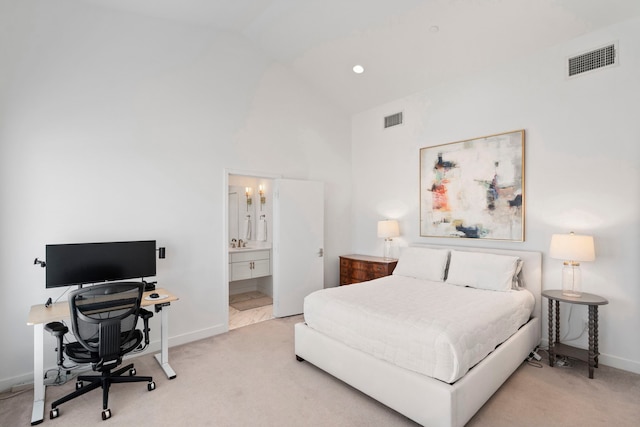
[377, 219, 399, 260]
[245, 187, 252, 210]
[259, 185, 266, 211]
[549, 232, 595, 297]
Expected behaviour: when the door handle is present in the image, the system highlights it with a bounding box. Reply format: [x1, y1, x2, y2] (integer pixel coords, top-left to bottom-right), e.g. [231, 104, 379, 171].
[318, 248, 324, 257]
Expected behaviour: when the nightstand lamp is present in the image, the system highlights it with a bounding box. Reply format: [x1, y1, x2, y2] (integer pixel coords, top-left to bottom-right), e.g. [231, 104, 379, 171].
[377, 219, 399, 260]
[549, 232, 595, 297]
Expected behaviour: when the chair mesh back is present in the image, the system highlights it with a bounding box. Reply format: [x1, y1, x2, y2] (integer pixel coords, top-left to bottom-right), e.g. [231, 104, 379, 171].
[69, 282, 143, 360]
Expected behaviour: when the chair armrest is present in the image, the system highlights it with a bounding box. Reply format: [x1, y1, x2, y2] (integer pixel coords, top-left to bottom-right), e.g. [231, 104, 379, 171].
[139, 308, 153, 345]
[44, 321, 69, 337]
[44, 321, 69, 367]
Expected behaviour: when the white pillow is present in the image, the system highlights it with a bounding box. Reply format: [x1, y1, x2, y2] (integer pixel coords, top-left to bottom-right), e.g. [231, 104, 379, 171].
[392, 247, 450, 282]
[446, 250, 521, 292]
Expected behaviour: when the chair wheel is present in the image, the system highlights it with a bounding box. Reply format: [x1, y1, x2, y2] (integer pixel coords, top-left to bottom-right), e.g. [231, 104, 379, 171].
[129, 368, 136, 376]
[50, 408, 59, 419]
[147, 381, 156, 391]
[102, 409, 111, 420]
[76, 381, 83, 390]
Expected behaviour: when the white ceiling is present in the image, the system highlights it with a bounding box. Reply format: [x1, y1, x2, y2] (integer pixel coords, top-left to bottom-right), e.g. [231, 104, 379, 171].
[79, 0, 640, 113]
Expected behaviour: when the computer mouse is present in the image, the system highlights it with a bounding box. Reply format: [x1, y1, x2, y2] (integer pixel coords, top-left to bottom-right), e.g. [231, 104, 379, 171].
[150, 293, 160, 299]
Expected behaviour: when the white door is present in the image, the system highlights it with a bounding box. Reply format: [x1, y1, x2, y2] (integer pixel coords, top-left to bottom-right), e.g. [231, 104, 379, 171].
[272, 179, 324, 317]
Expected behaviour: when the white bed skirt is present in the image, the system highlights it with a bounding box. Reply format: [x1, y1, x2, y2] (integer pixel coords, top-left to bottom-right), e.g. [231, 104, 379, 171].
[295, 317, 540, 427]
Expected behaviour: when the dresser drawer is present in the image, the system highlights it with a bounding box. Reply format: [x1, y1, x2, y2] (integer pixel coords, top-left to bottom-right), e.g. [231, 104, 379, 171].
[339, 255, 397, 286]
[371, 263, 388, 278]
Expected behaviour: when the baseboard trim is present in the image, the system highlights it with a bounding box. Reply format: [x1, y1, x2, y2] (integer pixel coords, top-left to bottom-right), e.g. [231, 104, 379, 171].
[168, 324, 226, 347]
[599, 353, 640, 375]
[0, 374, 33, 394]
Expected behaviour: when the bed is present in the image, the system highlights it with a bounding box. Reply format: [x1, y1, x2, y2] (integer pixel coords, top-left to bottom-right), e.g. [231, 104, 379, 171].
[294, 245, 541, 427]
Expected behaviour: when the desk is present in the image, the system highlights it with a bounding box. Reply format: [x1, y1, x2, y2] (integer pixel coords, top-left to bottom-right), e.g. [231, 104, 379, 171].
[27, 288, 178, 425]
[542, 289, 608, 379]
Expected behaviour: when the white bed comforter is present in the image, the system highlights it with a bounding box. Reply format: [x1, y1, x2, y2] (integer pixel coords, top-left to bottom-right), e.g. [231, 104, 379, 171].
[303, 275, 535, 383]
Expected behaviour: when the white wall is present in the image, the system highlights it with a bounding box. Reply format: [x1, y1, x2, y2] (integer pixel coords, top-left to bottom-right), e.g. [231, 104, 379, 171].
[0, 0, 352, 390]
[351, 18, 640, 373]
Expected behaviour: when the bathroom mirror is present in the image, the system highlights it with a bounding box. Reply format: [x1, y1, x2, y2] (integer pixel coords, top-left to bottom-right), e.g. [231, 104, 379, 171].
[228, 185, 255, 243]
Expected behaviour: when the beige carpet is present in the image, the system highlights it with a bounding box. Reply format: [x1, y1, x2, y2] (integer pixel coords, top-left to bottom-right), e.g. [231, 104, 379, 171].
[1, 316, 639, 426]
[230, 291, 273, 311]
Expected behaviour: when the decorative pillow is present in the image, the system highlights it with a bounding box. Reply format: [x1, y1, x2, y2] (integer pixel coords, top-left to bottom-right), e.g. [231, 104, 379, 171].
[446, 250, 521, 292]
[392, 247, 450, 282]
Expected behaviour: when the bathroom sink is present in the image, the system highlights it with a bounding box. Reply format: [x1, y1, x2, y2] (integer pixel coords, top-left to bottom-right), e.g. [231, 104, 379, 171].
[229, 246, 254, 252]
[229, 244, 271, 254]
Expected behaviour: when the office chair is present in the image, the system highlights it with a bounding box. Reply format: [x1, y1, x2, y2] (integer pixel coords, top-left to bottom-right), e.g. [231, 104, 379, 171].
[49, 282, 156, 421]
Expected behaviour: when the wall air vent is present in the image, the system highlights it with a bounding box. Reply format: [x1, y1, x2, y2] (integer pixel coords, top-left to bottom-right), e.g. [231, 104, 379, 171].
[384, 112, 403, 129]
[568, 43, 617, 77]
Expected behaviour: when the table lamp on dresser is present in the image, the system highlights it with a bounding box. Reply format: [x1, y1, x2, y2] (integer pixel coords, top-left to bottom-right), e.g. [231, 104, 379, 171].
[377, 219, 399, 260]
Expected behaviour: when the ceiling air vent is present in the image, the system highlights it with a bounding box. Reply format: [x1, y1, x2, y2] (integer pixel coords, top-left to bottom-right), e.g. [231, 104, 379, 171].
[384, 112, 403, 129]
[568, 43, 617, 77]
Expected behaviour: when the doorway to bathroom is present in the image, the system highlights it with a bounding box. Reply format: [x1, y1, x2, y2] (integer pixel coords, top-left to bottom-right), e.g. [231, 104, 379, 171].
[224, 170, 325, 331]
[228, 173, 274, 330]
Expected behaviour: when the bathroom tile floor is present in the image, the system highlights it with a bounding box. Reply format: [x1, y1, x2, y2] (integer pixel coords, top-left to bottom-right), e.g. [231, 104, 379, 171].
[229, 290, 273, 311]
[229, 303, 274, 330]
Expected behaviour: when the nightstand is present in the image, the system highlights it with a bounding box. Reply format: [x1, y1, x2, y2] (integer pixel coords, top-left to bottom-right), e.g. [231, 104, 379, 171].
[542, 289, 608, 379]
[339, 254, 397, 285]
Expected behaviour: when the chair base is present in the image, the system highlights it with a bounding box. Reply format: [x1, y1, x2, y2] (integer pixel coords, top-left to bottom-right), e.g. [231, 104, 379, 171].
[50, 363, 154, 421]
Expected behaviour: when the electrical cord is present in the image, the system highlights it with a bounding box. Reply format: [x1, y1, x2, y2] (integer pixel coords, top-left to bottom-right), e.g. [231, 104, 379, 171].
[132, 341, 149, 353]
[560, 304, 588, 342]
[538, 344, 577, 369]
[525, 346, 544, 368]
[560, 304, 573, 341]
[53, 287, 71, 304]
[526, 359, 543, 368]
[44, 368, 72, 386]
[0, 388, 31, 400]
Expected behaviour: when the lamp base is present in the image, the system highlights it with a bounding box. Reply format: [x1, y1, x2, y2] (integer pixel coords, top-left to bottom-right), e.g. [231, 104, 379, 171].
[383, 238, 393, 260]
[561, 262, 582, 298]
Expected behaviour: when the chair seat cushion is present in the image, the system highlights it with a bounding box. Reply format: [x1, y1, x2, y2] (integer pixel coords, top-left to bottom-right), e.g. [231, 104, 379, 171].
[65, 330, 143, 365]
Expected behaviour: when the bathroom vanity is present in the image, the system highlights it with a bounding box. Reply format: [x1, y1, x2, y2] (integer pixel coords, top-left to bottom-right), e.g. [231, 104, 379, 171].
[229, 248, 271, 282]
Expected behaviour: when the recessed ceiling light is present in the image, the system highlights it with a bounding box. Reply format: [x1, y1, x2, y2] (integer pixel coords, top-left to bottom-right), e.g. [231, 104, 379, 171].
[429, 25, 439, 33]
[352, 65, 365, 74]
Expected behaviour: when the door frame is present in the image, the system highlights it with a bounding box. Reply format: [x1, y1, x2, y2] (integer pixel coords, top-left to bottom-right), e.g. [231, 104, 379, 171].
[223, 168, 281, 331]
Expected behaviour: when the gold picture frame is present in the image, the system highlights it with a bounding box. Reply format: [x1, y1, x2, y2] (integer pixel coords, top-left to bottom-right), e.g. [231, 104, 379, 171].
[419, 130, 525, 241]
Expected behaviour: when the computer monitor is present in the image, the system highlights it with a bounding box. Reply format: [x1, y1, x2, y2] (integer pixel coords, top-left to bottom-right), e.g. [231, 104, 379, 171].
[45, 240, 156, 288]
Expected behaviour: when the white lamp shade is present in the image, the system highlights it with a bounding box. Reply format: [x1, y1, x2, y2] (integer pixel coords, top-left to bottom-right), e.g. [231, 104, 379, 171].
[549, 233, 595, 262]
[377, 220, 399, 238]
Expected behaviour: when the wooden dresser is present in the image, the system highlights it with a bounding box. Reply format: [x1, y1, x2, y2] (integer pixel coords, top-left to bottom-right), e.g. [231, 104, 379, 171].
[339, 254, 398, 285]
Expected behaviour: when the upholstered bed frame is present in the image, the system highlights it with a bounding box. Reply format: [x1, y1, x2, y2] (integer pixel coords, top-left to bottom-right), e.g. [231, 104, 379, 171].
[295, 245, 541, 427]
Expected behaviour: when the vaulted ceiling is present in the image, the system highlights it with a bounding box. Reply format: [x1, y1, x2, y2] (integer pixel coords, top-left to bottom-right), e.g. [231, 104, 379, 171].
[78, 0, 640, 113]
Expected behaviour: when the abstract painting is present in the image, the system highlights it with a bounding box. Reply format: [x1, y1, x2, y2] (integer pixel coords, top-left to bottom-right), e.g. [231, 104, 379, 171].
[420, 130, 525, 241]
